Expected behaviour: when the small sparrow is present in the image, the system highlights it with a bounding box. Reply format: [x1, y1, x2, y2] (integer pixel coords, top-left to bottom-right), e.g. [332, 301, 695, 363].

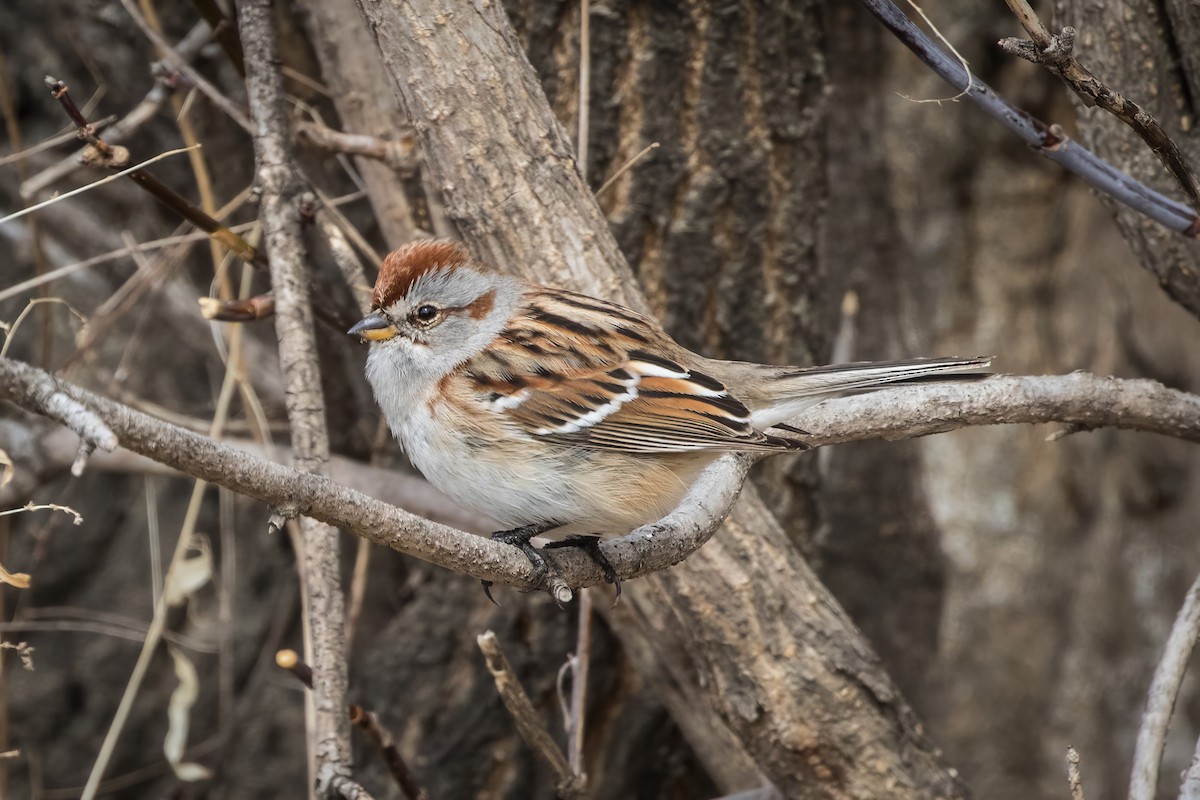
[350, 240, 990, 600]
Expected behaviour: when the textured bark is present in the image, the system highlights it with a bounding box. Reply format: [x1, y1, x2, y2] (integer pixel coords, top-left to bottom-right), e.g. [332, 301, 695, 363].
[296, 0, 419, 247]
[1055, 0, 1200, 315]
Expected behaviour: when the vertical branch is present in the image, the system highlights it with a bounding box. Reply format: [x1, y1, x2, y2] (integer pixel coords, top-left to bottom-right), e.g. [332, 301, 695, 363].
[235, 0, 355, 796]
[566, 0, 593, 779]
[1128, 568, 1200, 800]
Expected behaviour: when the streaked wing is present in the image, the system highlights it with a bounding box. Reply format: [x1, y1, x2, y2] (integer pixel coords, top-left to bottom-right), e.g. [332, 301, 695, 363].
[463, 288, 805, 453]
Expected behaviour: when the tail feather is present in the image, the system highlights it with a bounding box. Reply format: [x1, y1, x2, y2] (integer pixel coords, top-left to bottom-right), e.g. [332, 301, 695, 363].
[750, 356, 993, 429]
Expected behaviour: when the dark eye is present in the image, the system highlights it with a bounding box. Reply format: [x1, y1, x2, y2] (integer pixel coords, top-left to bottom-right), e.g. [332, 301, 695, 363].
[412, 304, 440, 325]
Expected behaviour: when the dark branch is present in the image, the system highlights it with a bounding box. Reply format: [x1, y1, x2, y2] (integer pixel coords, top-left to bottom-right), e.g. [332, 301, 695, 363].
[997, 5, 1200, 215]
[861, 0, 1200, 237]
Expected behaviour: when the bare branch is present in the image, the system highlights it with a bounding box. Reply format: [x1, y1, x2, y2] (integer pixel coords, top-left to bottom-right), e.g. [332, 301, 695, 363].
[38, 77, 266, 269]
[998, 1, 1200, 213]
[236, 0, 353, 795]
[295, 121, 417, 171]
[4, 358, 1200, 593]
[349, 705, 428, 800]
[19, 21, 212, 199]
[862, 0, 1200, 237]
[1130, 568, 1200, 800]
[118, 0, 253, 132]
[477, 631, 587, 800]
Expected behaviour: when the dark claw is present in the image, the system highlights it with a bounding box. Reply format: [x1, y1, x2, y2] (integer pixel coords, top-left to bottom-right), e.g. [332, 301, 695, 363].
[483, 522, 559, 603]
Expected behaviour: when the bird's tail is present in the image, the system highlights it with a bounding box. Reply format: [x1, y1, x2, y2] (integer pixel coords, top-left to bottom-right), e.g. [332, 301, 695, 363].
[747, 355, 993, 429]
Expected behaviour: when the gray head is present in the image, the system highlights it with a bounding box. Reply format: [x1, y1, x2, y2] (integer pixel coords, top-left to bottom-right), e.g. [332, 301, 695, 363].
[349, 241, 523, 390]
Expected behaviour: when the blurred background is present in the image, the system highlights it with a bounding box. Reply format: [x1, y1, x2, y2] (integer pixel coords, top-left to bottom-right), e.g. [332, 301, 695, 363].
[2, 1, 1200, 798]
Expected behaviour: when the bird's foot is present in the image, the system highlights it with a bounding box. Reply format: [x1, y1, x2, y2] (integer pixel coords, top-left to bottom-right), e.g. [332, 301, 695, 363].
[543, 535, 622, 604]
[482, 523, 557, 605]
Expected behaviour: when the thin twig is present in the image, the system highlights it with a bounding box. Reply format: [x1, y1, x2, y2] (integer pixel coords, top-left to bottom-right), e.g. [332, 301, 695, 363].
[137, 0, 227, 280]
[477, 631, 587, 800]
[594, 142, 659, 198]
[566, 611, 591, 776]
[198, 293, 276, 322]
[20, 21, 211, 198]
[117, 0, 253, 132]
[566, 0, 594, 779]
[296, 120, 417, 170]
[39, 77, 266, 268]
[998, 1, 1200, 214]
[0, 189, 364, 305]
[862, 0, 1200, 236]
[349, 705, 429, 800]
[276, 648, 315, 689]
[1129, 567, 1200, 800]
[0, 145, 198, 228]
[1066, 746, 1084, 800]
[0, 115, 117, 168]
[577, 0, 590, 186]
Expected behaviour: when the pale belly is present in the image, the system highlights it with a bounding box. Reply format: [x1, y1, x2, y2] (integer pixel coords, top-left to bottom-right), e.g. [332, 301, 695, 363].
[396, 404, 714, 538]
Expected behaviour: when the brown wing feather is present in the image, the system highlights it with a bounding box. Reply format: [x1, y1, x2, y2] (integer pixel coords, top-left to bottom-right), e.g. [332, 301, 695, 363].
[462, 289, 806, 454]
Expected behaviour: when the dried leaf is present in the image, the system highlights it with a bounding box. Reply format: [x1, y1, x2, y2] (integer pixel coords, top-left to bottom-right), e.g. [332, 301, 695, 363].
[163, 535, 212, 607]
[164, 645, 212, 781]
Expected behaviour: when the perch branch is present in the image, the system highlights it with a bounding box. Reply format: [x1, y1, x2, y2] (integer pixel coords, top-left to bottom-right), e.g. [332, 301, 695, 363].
[997, 0, 1200, 213]
[477, 631, 587, 800]
[862, 0, 1200, 237]
[4, 358, 1200, 595]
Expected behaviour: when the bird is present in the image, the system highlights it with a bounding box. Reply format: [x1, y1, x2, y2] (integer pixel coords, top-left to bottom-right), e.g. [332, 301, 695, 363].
[349, 239, 990, 601]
